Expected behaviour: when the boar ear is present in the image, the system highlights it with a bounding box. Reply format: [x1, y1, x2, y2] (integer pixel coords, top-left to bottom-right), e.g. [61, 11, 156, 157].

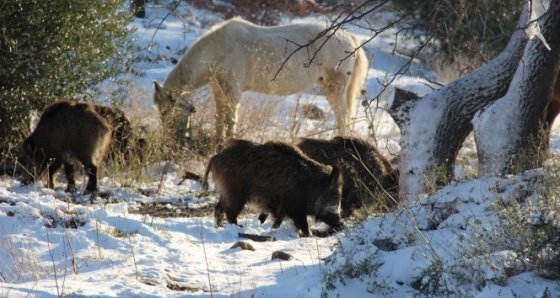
[329, 162, 344, 187]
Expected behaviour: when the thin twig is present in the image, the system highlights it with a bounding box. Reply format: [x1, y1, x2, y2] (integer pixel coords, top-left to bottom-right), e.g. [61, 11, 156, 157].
[44, 225, 62, 298]
[95, 216, 103, 259]
[199, 221, 213, 297]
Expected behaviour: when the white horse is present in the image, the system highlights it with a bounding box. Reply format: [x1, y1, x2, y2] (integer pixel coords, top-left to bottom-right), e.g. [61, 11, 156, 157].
[153, 17, 368, 142]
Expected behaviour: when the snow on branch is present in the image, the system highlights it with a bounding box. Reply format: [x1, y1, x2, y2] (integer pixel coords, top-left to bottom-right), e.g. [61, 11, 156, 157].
[474, 1, 560, 177]
[389, 3, 532, 203]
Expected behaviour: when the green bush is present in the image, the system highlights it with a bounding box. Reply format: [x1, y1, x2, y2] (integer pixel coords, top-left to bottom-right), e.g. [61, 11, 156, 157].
[393, 0, 524, 60]
[0, 0, 135, 154]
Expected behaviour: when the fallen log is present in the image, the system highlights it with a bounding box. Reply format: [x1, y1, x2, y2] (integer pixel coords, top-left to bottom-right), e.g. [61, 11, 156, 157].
[238, 233, 276, 242]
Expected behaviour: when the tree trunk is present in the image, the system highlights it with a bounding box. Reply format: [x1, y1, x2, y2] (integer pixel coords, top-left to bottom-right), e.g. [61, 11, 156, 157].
[387, 4, 530, 204]
[474, 1, 560, 177]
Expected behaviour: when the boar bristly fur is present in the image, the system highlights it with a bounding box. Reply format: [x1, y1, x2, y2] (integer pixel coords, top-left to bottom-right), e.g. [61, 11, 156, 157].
[18, 100, 112, 195]
[93, 104, 147, 165]
[202, 139, 343, 237]
[296, 136, 400, 217]
[92, 104, 132, 161]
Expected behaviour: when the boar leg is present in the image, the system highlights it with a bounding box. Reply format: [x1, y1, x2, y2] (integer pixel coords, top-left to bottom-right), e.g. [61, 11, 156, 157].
[258, 213, 285, 229]
[320, 212, 344, 232]
[271, 215, 285, 229]
[215, 199, 243, 226]
[214, 200, 227, 227]
[225, 204, 243, 226]
[259, 212, 284, 229]
[291, 212, 311, 237]
[83, 164, 98, 195]
[257, 213, 269, 225]
[63, 162, 77, 193]
[46, 160, 63, 189]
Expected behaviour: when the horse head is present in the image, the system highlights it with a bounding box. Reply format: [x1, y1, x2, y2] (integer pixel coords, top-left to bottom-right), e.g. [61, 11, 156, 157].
[153, 81, 196, 147]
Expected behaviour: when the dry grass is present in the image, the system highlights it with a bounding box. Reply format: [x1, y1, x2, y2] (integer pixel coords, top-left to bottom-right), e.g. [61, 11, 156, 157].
[423, 51, 486, 84]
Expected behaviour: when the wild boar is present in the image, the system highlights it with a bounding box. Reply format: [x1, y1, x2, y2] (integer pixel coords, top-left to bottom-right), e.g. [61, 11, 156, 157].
[201, 139, 344, 237]
[296, 136, 399, 217]
[92, 104, 131, 161]
[18, 100, 112, 196]
[92, 104, 147, 164]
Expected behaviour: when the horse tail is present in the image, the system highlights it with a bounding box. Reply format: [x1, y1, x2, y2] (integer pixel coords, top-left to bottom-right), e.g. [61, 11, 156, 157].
[200, 157, 214, 197]
[346, 36, 369, 126]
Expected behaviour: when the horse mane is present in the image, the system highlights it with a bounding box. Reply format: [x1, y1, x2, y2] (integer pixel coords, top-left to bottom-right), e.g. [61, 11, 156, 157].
[164, 17, 254, 90]
[181, 17, 251, 66]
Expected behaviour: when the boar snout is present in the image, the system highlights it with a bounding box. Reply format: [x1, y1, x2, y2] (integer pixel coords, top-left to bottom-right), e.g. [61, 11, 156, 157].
[17, 164, 35, 186]
[19, 175, 33, 186]
[320, 211, 344, 232]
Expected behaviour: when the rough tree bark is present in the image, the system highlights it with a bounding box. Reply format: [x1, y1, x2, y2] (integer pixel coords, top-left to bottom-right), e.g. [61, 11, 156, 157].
[388, 4, 531, 203]
[474, 1, 560, 177]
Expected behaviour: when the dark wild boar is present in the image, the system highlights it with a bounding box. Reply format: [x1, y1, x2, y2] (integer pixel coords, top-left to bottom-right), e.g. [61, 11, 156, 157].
[92, 104, 147, 164]
[18, 100, 112, 196]
[296, 136, 399, 217]
[201, 139, 344, 237]
[92, 104, 131, 161]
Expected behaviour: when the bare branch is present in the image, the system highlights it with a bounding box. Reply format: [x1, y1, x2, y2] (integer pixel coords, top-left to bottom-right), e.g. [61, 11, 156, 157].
[273, 1, 394, 81]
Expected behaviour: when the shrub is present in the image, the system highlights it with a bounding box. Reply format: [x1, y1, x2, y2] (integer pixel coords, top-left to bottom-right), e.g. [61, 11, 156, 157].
[0, 0, 135, 155]
[392, 0, 524, 61]
[187, 0, 333, 25]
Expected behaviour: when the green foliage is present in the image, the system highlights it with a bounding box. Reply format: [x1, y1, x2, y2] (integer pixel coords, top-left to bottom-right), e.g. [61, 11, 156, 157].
[393, 0, 524, 60]
[0, 0, 135, 152]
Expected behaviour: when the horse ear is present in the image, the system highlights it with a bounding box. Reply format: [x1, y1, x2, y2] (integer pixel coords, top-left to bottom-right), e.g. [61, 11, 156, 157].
[153, 81, 170, 107]
[153, 81, 163, 94]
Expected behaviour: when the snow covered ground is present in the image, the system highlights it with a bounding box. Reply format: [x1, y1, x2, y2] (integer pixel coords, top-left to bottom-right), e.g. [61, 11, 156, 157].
[1, 2, 560, 297]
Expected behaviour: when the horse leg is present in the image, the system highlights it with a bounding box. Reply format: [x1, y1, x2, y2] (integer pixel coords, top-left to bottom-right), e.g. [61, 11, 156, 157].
[214, 94, 228, 140]
[319, 71, 351, 135]
[224, 96, 240, 138]
[211, 81, 241, 139]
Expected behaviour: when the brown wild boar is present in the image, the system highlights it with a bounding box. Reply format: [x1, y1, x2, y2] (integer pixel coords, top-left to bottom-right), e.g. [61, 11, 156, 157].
[18, 100, 112, 196]
[92, 104, 146, 163]
[201, 139, 344, 237]
[296, 136, 399, 217]
[92, 104, 132, 161]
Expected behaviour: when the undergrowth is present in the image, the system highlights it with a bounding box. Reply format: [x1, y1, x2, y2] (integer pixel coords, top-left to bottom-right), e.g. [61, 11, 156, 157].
[321, 156, 560, 297]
